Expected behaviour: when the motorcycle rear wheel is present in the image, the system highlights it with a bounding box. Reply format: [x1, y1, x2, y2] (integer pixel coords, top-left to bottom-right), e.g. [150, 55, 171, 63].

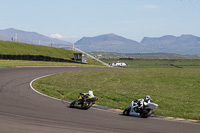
[82, 102, 93, 110]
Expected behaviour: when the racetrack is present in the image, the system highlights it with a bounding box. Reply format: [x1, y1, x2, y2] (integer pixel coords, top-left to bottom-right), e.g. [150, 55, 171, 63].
[0, 67, 199, 133]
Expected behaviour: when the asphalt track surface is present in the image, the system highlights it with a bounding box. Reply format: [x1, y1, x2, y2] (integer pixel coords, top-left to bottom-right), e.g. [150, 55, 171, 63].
[0, 67, 199, 133]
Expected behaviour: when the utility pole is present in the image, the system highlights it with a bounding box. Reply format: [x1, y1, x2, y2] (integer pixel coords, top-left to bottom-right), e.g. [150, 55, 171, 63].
[15, 33, 17, 42]
[72, 42, 75, 51]
[2, 34, 4, 41]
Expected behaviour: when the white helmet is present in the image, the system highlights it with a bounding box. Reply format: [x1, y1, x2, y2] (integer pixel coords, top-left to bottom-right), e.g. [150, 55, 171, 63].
[144, 95, 150, 102]
[88, 90, 93, 96]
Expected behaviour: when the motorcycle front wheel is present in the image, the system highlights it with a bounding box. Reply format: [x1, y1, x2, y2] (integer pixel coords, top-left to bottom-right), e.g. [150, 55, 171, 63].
[140, 109, 153, 118]
[123, 107, 130, 116]
[70, 100, 76, 108]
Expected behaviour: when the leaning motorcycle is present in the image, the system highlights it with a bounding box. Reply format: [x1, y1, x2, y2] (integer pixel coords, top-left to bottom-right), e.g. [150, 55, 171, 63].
[70, 93, 98, 110]
[123, 100, 158, 118]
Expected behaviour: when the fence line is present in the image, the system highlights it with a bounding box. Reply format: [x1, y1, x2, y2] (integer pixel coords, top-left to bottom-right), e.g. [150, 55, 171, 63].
[0, 33, 71, 48]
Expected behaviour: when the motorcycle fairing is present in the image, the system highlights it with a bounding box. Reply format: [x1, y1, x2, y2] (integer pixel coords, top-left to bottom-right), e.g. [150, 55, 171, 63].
[129, 101, 140, 116]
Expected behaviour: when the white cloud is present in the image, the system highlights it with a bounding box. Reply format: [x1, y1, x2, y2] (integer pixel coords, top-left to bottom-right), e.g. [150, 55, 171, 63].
[142, 4, 158, 9]
[50, 33, 64, 39]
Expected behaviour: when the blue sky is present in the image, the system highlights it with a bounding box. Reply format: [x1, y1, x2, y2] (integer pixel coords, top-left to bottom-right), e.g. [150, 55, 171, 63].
[1, 0, 200, 42]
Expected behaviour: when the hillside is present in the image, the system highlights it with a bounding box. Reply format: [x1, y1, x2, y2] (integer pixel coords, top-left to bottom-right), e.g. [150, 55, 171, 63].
[0, 41, 74, 60]
[0, 41, 102, 66]
[0, 28, 72, 47]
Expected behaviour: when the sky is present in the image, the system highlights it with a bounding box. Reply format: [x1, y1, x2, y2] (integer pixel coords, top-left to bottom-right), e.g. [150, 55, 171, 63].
[1, 0, 200, 42]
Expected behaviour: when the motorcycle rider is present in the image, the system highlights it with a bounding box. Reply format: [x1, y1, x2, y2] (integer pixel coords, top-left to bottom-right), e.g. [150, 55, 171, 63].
[87, 90, 95, 98]
[134, 95, 153, 111]
[144, 95, 153, 103]
[79, 90, 95, 106]
[125, 95, 158, 117]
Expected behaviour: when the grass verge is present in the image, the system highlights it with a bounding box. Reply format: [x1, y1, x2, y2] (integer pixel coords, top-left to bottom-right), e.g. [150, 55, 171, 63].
[33, 68, 200, 120]
[0, 60, 105, 67]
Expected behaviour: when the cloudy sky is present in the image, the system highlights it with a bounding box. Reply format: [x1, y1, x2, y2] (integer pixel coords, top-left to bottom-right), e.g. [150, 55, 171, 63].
[1, 0, 200, 42]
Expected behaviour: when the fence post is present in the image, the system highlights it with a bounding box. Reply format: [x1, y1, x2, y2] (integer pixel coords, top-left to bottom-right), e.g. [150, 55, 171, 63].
[15, 33, 17, 42]
[11, 36, 13, 42]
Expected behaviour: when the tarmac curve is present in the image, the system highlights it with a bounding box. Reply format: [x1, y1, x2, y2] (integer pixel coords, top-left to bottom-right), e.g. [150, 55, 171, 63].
[0, 67, 199, 133]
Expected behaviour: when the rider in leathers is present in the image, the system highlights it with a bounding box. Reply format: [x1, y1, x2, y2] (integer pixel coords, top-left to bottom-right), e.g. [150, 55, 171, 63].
[134, 95, 153, 112]
[79, 91, 94, 106]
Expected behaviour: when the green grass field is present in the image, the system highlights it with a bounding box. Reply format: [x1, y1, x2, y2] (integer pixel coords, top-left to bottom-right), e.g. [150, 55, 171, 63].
[102, 59, 200, 68]
[33, 68, 200, 120]
[0, 60, 104, 67]
[90, 52, 200, 59]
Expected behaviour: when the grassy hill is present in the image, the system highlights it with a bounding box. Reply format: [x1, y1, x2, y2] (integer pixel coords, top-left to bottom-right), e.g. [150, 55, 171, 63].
[0, 41, 103, 66]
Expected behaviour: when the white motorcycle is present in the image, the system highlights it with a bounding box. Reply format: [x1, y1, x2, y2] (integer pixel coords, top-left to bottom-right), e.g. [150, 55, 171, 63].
[123, 100, 158, 118]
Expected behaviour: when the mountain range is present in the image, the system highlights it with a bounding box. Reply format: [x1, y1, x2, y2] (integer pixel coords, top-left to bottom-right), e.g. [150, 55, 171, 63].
[1, 28, 200, 55]
[75, 34, 200, 55]
[0, 28, 72, 47]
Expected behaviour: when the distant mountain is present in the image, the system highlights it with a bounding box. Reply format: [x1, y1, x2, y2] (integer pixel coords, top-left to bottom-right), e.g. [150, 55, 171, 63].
[76, 33, 138, 45]
[141, 35, 200, 46]
[75, 33, 142, 53]
[141, 35, 178, 45]
[140, 35, 200, 54]
[0, 28, 72, 47]
[75, 34, 200, 55]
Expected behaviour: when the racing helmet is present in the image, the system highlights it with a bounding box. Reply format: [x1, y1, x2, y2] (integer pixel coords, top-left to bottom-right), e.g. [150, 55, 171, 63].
[88, 90, 94, 96]
[144, 95, 150, 102]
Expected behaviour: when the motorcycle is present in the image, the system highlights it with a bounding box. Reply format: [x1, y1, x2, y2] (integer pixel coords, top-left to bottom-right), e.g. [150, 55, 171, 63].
[70, 93, 98, 110]
[123, 100, 158, 118]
